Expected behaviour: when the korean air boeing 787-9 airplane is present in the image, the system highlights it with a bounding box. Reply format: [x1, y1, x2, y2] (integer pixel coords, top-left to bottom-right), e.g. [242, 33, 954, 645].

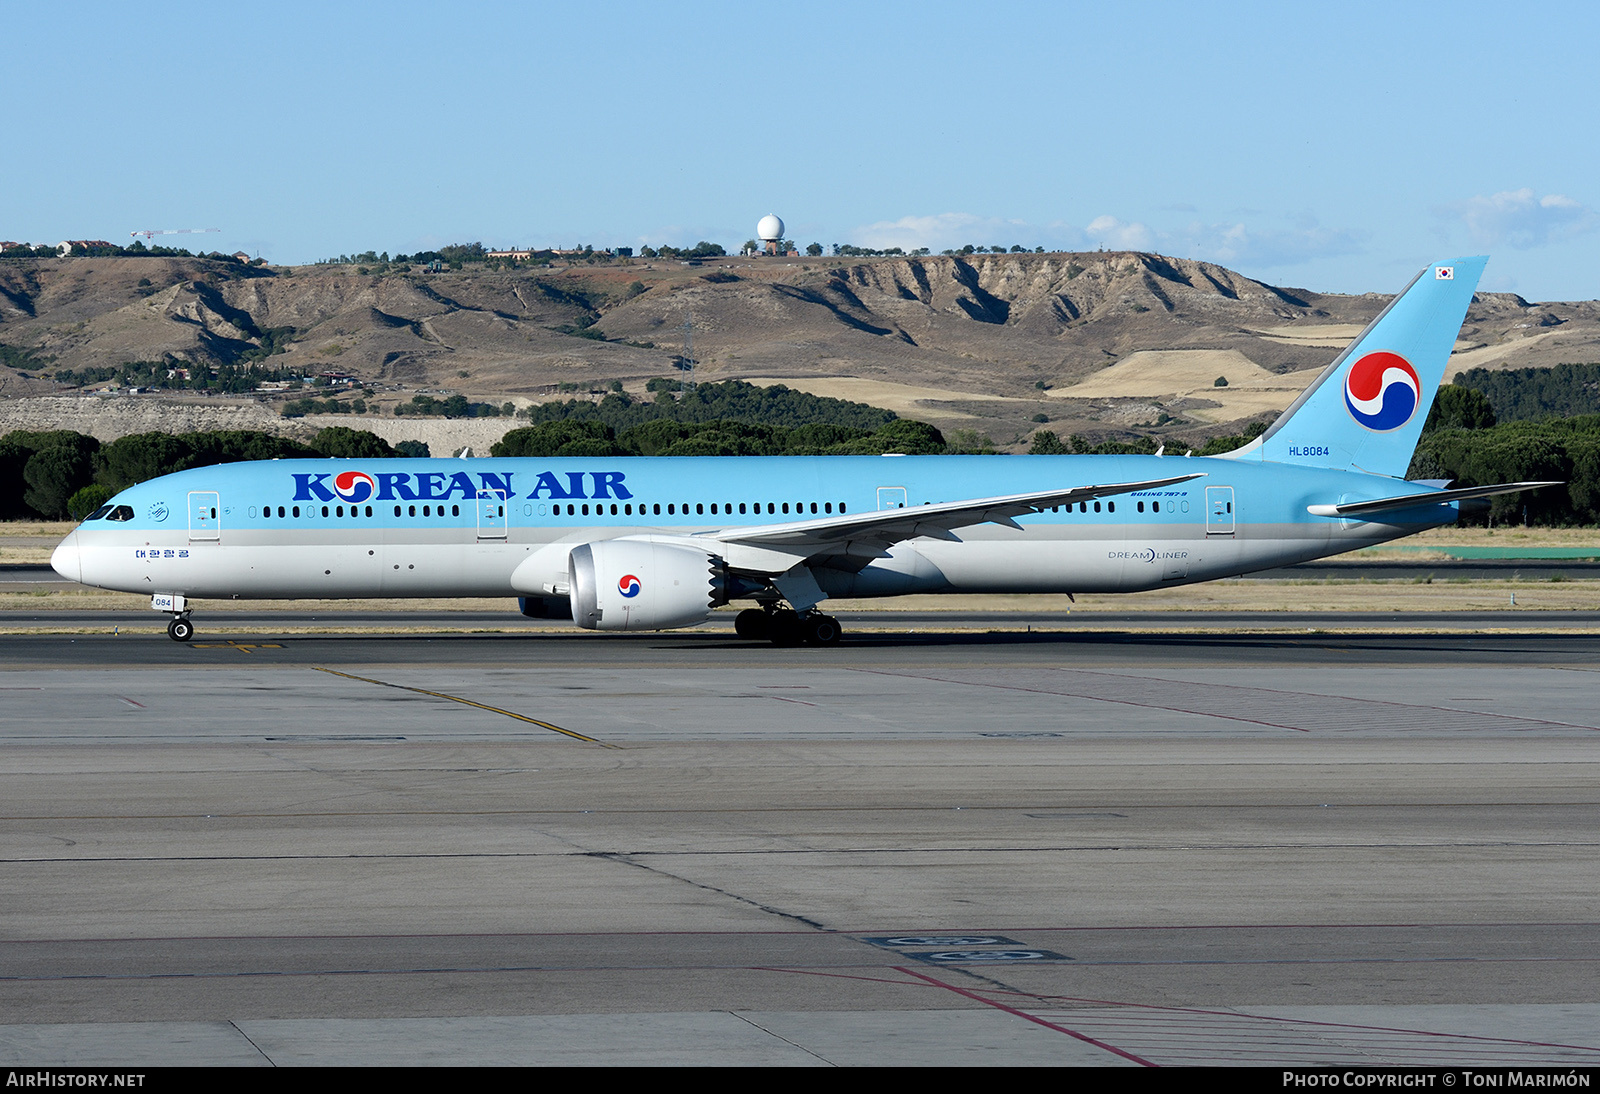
[50, 255, 1554, 644]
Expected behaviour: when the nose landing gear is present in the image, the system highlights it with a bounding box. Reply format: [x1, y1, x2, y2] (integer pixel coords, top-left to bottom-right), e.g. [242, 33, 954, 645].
[152, 594, 195, 642]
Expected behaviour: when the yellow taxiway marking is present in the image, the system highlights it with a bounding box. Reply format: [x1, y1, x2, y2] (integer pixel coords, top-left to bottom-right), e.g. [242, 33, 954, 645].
[313, 666, 611, 746]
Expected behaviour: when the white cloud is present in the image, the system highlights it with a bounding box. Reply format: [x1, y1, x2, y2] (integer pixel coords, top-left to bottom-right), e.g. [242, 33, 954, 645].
[1450, 189, 1596, 249]
[851, 212, 1041, 252]
[1085, 215, 1155, 250]
[848, 210, 1363, 267]
[1168, 219, 1367, 268]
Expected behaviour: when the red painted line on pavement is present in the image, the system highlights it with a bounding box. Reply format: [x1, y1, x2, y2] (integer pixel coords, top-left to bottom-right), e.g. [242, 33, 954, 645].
[893, 966, 1157, 1066]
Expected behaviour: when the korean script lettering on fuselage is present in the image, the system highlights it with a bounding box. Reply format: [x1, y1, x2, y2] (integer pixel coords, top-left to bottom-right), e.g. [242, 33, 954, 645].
[290, 469, 634, 503]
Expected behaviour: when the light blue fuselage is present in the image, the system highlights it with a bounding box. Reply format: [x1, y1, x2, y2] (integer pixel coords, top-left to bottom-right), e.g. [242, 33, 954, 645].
[51, 454, 1454, 602]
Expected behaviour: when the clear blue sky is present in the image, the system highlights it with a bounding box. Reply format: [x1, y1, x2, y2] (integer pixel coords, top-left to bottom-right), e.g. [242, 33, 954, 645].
[5, 0, 1596, 301]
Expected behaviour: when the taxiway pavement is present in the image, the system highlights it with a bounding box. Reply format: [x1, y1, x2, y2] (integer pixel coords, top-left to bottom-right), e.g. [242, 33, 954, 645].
[2, 626, 1598, 1065]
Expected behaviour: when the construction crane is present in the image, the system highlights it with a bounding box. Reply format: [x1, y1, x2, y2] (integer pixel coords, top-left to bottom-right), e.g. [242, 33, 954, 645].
[129, 228, 221, 241]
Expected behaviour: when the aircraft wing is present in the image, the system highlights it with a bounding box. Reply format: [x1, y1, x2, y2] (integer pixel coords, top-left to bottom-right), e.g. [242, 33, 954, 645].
[696, 473, 1205, 568]
[1306, 481, 1562, 518]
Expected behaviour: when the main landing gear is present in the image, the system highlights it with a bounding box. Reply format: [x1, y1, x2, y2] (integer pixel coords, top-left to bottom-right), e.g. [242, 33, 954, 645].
[166, 615, 195, 642]
[735, 607, 842, 646]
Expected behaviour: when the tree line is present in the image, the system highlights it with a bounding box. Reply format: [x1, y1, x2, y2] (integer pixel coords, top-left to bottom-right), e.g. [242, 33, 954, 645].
[55, 357, 300, 393]
[20, 374, 1600, 526]
[1408, 382, 1600, 525]
[516, 379, 899, 433]
[492, 418, 947, 458]
[1, 241, 251, 261]
[1032, 381, 1600, 525]
[0, 428, 429, 521]
[1451, 363, 1600, 422]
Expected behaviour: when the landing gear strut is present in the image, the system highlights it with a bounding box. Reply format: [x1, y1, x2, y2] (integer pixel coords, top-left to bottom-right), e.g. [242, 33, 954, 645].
[166, 615, 194, 642]
[734, 606, 842, 646]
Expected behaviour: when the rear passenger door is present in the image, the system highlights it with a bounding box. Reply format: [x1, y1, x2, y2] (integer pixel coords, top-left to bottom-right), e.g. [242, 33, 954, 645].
[1205, 486, 1235, 537]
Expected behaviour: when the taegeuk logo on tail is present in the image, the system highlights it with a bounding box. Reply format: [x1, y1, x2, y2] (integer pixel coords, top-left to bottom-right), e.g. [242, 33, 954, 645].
[1343, 351, 1421, 432]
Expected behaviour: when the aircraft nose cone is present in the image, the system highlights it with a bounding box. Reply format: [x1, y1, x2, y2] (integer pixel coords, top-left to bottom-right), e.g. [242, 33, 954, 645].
[50, 532, 81, 583]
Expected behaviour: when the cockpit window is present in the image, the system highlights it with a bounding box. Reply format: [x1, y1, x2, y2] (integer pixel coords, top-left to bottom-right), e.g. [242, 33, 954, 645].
[84, 505, 114, 521]
[105, 505, 135, 522]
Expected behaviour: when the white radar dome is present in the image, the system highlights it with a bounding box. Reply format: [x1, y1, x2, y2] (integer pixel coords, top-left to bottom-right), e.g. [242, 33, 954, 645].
[757, 214, 784, 241]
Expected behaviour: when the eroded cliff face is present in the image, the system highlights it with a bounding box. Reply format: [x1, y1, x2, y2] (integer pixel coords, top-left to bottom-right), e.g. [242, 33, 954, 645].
[790, 252, 1322, 361]
[828, 252, 1311, 332]
[590, 251, 1367, 399]
[2, 253, 1597, 440]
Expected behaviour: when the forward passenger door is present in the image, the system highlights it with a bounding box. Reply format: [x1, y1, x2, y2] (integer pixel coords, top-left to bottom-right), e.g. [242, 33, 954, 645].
[188, 492, 220, 543]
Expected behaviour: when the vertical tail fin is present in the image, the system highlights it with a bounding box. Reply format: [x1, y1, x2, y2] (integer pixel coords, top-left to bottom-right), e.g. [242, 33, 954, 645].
[1228, 256, 1487, 478]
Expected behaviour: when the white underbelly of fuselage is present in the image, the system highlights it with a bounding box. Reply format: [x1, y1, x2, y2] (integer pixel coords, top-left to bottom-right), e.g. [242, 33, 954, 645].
[75, 529, 536, 599]
[69, 518, 1403, 601]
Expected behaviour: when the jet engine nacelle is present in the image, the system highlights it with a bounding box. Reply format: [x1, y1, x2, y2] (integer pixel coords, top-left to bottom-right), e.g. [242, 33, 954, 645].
[568, 539, 722, 631]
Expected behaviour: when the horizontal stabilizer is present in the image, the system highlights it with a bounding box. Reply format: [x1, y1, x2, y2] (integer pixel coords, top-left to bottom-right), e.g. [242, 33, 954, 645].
[1306, 481, 1562, 518]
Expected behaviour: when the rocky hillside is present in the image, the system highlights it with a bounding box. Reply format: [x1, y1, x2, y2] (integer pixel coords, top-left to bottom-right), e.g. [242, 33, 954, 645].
[2, 252, 1597, 447]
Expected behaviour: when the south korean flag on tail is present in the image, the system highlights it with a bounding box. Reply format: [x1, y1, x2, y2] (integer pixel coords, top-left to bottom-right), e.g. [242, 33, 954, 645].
[1435, 266, 1454, 280]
